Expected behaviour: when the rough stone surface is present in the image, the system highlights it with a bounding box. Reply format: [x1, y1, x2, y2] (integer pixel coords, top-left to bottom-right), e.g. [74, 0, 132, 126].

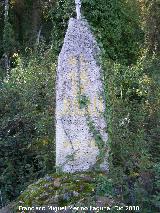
[56, 18, 108, 173]
[15, 172, 118, 212]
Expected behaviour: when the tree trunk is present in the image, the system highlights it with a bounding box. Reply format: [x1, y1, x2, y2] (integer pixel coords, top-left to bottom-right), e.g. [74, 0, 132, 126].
[4, 0, 9, 21]
[4, 0, 10, 74]
[146, 1, 160, 54]
[32, 0, 41, 43]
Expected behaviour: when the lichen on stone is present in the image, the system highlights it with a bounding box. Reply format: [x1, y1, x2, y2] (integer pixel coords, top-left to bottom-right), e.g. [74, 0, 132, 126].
[56, 18, 108, 173]
[14, 172, 117, 212]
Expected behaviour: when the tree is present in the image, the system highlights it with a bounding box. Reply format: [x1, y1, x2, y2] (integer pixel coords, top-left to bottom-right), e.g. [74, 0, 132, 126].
[2, 0, 15, 76]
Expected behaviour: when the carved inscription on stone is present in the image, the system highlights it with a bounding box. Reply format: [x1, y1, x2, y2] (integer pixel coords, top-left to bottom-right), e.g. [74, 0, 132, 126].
[56, 18, 108, 173]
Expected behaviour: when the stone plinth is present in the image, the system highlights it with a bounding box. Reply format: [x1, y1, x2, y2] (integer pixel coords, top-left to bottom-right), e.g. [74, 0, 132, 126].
[56, 18, 108, 173]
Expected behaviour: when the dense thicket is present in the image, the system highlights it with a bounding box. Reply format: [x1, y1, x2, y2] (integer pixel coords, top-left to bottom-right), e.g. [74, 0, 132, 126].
[0, 48, 56, 204]
[0, 0, 159, 211]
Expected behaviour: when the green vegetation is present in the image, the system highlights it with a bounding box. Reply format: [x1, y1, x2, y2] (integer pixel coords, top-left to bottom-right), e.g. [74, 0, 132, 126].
[0, 0, 159, 212]
[104, 55, 160, 212]
[0, 47, 56, 203]
[13, 172, 116, 212]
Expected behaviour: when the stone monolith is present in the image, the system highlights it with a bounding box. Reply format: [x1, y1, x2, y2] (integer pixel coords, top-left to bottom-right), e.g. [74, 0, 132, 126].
[56, 18, 108, 173]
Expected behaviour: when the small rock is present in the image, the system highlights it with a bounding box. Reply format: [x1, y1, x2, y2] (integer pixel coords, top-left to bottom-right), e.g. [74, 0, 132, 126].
[44, 175, 54, 182]
[79, 185, 84, 191]
[95, 196, 114, 207]
[62, 192, 72, 201]
[73, 191, 79, 197]
[53, 178, 61, 188]
[80, 175, 93, 182]
[44, 184, 49, 188]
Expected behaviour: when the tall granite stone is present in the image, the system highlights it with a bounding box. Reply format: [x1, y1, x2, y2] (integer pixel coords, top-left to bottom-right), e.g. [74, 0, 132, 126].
[56, 18, 109, 173]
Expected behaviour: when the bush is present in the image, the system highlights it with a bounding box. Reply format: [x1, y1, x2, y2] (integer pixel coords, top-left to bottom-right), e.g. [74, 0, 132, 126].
[103, 54, 160, 211]
[0, 45, 56, 205]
